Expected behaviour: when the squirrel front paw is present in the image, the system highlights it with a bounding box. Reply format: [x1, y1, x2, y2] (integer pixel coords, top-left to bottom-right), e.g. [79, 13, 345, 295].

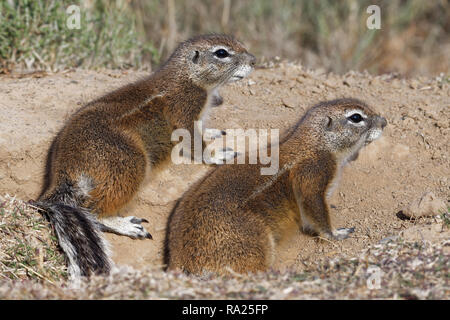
[326, 227, 355, 240]
[204, 128, 226, 140]
[204, 147, 239, 165]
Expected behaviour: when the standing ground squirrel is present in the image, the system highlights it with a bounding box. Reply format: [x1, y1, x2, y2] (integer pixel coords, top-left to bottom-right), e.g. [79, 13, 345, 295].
[33, 34, 255, 280]
[165, 98, 387, 275]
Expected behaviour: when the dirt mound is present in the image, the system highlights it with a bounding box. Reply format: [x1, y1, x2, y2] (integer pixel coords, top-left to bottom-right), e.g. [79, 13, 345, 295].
[1, 230, 448, 299]
[0, 65, 448, 274]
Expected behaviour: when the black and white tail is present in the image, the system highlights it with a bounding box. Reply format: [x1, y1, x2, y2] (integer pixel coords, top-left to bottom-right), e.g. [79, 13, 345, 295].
[33, 182, 112, 280]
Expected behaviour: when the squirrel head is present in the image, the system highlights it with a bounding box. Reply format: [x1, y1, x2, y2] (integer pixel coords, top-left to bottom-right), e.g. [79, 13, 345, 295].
[304, 98, 387, 162]
[166, 34, 256, 90]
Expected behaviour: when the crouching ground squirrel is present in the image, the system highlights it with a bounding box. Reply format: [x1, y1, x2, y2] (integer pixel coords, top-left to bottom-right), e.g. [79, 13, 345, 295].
[165, 98, 387, 275]
[33, 34, 255, 279]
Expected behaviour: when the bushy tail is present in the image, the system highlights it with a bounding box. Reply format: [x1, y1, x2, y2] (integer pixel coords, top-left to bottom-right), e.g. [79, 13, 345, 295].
[33, 184, 112, 280]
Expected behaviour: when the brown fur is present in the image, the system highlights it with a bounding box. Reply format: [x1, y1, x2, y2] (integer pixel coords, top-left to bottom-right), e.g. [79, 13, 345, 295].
[165, 98, 387, 275]
[38, 34, 255, 220]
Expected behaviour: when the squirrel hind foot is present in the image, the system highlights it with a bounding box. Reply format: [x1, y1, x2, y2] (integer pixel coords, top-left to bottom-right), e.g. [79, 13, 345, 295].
[99, 216, 152, 240]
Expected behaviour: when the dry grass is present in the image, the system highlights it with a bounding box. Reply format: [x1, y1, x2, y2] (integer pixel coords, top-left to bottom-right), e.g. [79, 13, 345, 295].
[0, 194, 67, 284]
[1, 0, 449, 76]
[0, 194, 448, 300]
[132, 0, 450, 76]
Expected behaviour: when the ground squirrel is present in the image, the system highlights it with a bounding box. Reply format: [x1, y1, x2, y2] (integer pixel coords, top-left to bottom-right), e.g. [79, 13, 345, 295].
[33, 34, 255, 280]
[165, 98, 387, 275]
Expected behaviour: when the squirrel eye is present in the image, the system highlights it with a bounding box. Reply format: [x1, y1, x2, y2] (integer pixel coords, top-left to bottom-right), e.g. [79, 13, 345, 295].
[348, 113, 363, 123]
[214, 49, 229, 58]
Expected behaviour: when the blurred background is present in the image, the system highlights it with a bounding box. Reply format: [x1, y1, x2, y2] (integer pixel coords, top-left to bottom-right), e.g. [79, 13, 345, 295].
[0, 0, 448, 76]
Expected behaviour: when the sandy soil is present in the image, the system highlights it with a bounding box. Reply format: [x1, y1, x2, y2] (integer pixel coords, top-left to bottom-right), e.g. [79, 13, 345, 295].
[0, 65, 448, 273]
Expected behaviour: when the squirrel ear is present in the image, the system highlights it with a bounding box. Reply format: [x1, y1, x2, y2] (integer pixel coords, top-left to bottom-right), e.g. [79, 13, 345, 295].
[326, 116, 333, 130]
[192, 50, 200, 64]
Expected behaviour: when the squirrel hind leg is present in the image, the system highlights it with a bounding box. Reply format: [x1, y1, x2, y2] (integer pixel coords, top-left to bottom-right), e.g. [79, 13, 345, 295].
[98, 216, 152, 240]
[226, 228, 275, 274]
